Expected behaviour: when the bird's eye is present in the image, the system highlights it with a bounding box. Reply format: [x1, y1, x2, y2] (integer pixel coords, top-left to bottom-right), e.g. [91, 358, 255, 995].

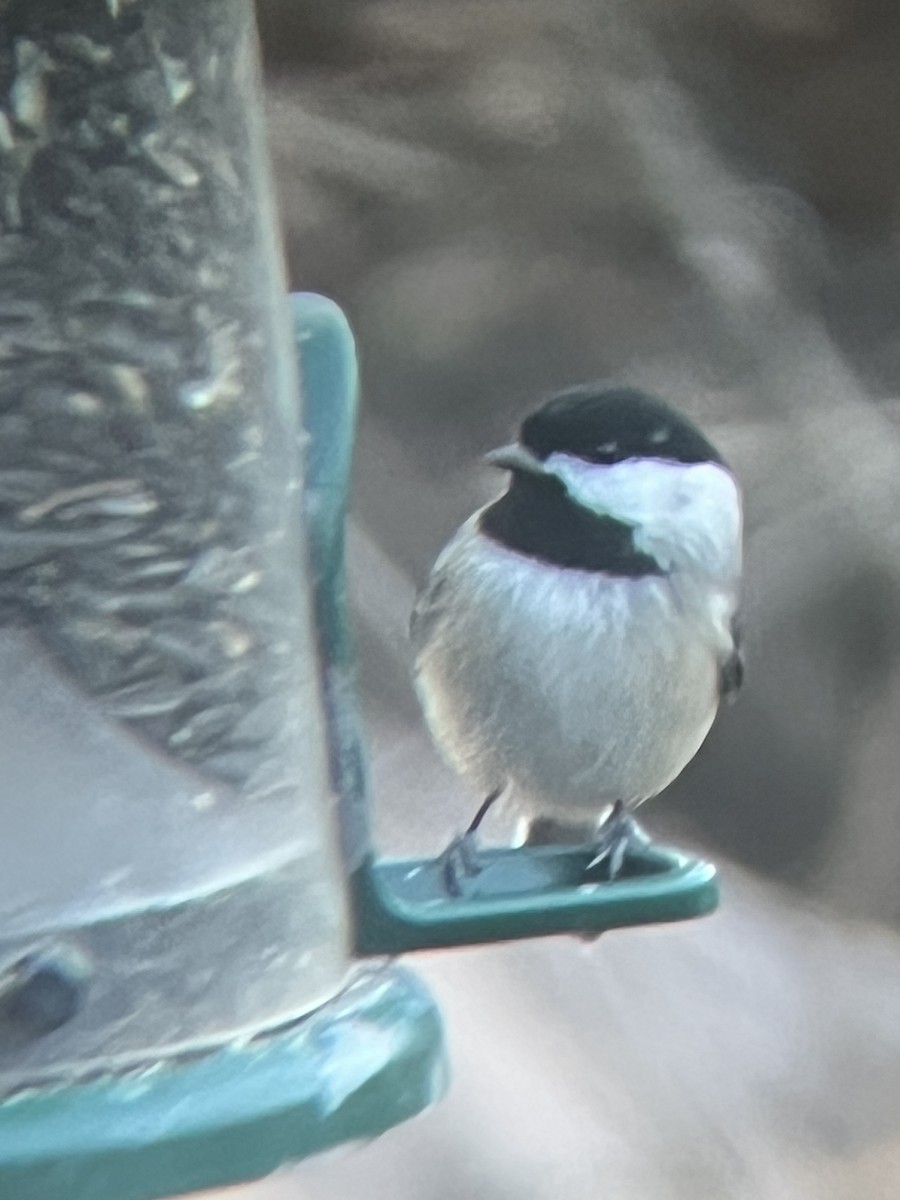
[649, 427, 669, 445]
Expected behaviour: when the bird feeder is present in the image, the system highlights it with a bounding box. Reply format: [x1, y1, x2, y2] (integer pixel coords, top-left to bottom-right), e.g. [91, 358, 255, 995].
[0, 4, 442, 1196]
[0, 3, 717, 1199]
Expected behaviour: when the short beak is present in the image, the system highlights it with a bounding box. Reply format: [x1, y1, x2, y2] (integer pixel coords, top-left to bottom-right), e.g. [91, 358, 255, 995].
[483, 442, 545, 476]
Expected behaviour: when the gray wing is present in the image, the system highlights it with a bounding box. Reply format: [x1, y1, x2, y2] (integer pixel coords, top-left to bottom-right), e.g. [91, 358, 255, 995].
[409, 566, 450, 659]
[718, 614, 744, 703]
[410, 521, 477, 664]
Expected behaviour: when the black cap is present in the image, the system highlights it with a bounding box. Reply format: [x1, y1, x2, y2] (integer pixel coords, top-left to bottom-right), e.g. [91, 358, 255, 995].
[520, 384, 725, 468]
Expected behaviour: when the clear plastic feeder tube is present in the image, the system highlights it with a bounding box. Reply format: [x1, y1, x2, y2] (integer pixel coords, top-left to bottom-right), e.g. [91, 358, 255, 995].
[0, 0, 351, 1090]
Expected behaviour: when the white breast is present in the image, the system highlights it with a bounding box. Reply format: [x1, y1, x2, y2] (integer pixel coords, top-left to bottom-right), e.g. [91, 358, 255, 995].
[412, 517, 736, 818]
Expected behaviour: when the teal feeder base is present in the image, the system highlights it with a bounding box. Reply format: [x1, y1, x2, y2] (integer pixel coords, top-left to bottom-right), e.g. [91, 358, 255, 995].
[0, 967, 446, 1200]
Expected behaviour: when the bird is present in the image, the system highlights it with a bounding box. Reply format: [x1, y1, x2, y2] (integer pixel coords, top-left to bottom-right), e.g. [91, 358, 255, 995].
[410, 383, 742, 894]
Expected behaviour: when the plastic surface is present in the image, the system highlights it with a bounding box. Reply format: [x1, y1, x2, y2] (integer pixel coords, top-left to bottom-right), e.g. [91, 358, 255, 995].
[0, 967, 446, 1200]
[293, 292, 372, 873]
[353, 846, 718, 954]
[0, 0, 351, 1086]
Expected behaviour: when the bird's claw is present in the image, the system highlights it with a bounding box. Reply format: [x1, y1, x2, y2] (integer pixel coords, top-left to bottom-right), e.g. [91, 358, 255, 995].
[440, 831, 484, 898]
[587, 800, 650, 880]
[440, 788, 502, 897]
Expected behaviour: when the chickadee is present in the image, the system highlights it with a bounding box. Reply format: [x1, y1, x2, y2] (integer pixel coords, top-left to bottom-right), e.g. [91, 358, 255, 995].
[411, 384, 742, 893]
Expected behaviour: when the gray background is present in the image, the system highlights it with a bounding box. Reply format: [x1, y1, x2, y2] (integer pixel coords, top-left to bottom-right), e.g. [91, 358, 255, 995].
[229, 1, 900, 1195]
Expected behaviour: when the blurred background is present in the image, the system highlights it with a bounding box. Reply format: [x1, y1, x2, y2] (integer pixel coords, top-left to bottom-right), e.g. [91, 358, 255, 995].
[235, 0, 900, 1195]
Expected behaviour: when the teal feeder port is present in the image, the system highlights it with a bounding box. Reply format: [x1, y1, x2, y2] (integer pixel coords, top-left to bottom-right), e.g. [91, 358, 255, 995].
[353, 846, 717, 956]
[0, 2, 717, 1198]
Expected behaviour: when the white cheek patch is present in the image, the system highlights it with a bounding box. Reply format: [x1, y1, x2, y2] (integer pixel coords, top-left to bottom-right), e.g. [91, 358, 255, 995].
[545, 452, 742, 581]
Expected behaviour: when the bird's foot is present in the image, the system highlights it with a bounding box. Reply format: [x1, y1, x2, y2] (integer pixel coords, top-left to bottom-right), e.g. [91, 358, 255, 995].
[440, 788, 502, 898]
[587, 800, 651, 880]
[439, 830, 484, 898]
